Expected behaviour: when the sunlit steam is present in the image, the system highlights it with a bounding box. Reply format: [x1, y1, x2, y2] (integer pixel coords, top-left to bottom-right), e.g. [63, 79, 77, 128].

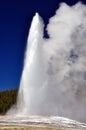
[7, 2, 86, 123]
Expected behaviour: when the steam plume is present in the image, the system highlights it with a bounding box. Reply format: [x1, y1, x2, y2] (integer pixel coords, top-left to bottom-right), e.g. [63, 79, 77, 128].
[8, 2, 86, 123]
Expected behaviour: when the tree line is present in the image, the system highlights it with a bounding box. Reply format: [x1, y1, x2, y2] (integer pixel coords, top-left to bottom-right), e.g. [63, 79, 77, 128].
[0, 89, 18, 114]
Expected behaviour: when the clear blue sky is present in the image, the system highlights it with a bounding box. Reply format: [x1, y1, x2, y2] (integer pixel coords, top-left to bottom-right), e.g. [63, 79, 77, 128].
[0, 0, 85, 90]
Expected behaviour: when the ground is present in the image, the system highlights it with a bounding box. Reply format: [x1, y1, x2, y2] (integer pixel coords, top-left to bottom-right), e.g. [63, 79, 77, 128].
[0, 116, 86, 130]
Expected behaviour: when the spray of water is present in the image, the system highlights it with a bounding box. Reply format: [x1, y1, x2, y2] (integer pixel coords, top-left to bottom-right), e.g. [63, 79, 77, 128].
[16, 13, 47, 114]
[7, 2, 86, 122]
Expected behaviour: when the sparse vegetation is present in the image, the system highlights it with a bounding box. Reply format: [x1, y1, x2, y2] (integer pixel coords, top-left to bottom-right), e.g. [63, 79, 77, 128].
[0, 89, 18, 114]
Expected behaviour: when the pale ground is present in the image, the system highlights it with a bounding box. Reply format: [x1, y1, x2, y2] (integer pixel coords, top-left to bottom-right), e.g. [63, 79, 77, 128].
[0, 116, 86, 130]
[0, 125, 80, 130]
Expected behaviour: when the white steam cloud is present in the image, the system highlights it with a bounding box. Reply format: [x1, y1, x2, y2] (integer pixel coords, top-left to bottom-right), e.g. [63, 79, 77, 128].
[7, 2, 86, 123]
[42, 2, 86, 122]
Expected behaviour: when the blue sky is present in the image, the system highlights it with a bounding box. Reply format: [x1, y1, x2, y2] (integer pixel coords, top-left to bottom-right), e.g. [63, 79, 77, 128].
[0, 0, 86, 90]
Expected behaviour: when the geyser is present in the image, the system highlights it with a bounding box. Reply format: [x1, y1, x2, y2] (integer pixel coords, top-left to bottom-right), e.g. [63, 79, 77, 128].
[16, 13, 47, 114]
[8, 2, 86, 123]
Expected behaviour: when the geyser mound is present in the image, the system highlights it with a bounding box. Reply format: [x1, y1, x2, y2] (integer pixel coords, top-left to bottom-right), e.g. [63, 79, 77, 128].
[8, 2, 86, 123]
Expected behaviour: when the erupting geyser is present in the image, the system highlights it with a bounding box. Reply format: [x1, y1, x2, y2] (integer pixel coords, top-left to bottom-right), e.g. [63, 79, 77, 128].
[8, 2, 86, 123]
[16, 13, 47, 115]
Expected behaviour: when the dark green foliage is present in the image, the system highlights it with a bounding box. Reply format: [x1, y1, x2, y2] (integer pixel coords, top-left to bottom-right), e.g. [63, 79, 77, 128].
[0, 89, 18, 114]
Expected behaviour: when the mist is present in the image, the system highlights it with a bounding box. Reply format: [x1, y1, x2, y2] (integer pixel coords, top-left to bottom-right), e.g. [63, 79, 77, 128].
[42, 2, 86, 122]
[7, 2, 86, 123]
